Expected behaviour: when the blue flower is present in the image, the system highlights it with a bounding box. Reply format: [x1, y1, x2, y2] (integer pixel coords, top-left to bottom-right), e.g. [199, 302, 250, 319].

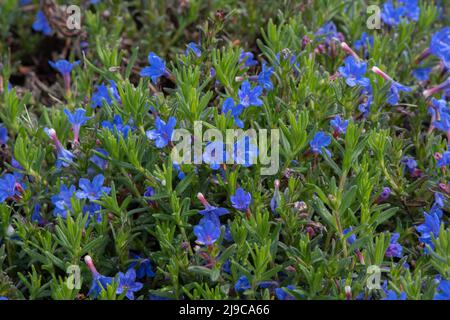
[233, 136, 258, 167]
[85, 256, 113, 299]
[83, 203, 102, 227]
[130, 255, 155, 279]
[230, 187, 252, 212]
[358, 94, 373, 117]
[203, 141, 228, 170]
[257, 63, 274, 91]
[51, 184, 76, 218]
[338, 56, 370, 87]
[194, 218, 221, 246]
[31, 203, 44, 224]
[434, 193, 445, 208]
[386, 232, 403, 258]
[412, 67, 432, 81]
[102, 115, 132, 139]
[0, 174, 17, 203]
[90, 148, 109, 170]
[381, 1, 405, 26]
[270, 180, 280, 214]
[416, 208, 442, 251]
[239, 50, 258, 67]
[434, 280, 450, 300]
[144, 186, 155, 198]
[330, 116, 349, 135]
[146, 116, 176, 148]
[437, 151, 450, 168]
[275, 285, 296, 300]
[64, 108, 91, 143]
[343, 227, 356, 245]
[401, 156, 417, 173]
[45, 128, 75, 168]
[76, 174, 111, 201]
[400, 0, 420, 21]
[387, 81, 412, 105]
[316, 21, 338, 43]
[185, 42, 202, 57]
[116, 268, 143, 300]
[238, 81, 263, 108]
[222, 98, 244, 128]
[197, 193, 229, 226]
[310, 131, 331, 156]
[430, 27, 450, 69]
[49, 60, 79, 77]
[235, 275, 251, 292]
[380, 187, 391, 200]
[383, 290, 407, 300]
[32, 10, 52, 36]
[173, 162, 186, 180]
[140, 52, 167, 83]
[354, 32, 374, 51]
[0, 124, 8, 145]
[91, 80, 120, 108]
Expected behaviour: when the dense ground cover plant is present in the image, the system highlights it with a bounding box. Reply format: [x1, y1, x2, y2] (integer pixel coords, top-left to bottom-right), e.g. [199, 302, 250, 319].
[0, 0, 449, 300]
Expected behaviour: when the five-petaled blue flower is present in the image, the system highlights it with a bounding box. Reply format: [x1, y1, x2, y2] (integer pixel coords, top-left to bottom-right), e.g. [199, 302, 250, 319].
[185, 42, 202, 57]
[238, 81, 263, 108]
[235, 275, 251, 292]
[130, 254, 155, 279]
[239, 50, 258, 67]
[222, 98, 244, 128]
[102, 115, 133, 139]
[0, 174, 17, 203]
[338, 56, 370, 87]
[146, 116, 176, 148]
[316, 21, 339, 43]
[230, 187, 252, 212]
[49, 60, 79, 77]
[116, 268, 143, 300]
[430, 27, 450, 69]
[64, 108, 91, 143]
[140, 52, 167, 83]
[51, 184, 76, 218]
[257, 63, 274, 91]
[437, 150, 450, 168]
[385, 232, 403, 258]
[85, 256, 113, 299]
[330, 116, 349, 136]
[194, 218, 221, 246]
[32, 10, 52, 36]
[381, 1, 405, 26]
[387, 81, 412, 105]
[310, 131, 331, 156]
[91, 80, 120, 108]
[416, 208, 442, 251]
[434, 280, 450, 300]
[412, 67, 432, 81]
[76, 174, 111, 201]
[203, 141, 229, 170]
[198, 201, 229, 226]
[354, 32, 374, 51]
